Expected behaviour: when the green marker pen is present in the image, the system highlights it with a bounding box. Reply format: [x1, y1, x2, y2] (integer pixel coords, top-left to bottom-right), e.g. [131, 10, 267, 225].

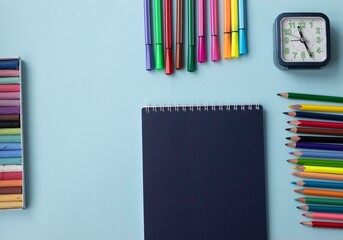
[153, 0, 164, 70]
[187, 0, 196, 72]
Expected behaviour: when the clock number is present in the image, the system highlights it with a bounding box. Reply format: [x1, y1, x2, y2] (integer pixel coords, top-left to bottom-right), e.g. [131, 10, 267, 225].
[298, 22, 306, 30]
[316, 37, 321, 43]
[283, 37, 289, 44]
[309, 21, 314, 28]
[293, 52, 298, 59]
[285, 48, 290, 54]
[317, 47, 321, 54]
[301, 51, 306, 59]
[316, 27, 321, 34]
[283, 29, 291, 35]
[289, 21, 295, 28]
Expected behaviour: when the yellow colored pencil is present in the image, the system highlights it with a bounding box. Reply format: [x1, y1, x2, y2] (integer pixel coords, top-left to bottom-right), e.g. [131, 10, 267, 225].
[0, 201, 23, 209]
[0, 194, 22, 202]
[0, 128, 21, 135]
[290, 104, 343, 113]
[295, 165, 343, 175]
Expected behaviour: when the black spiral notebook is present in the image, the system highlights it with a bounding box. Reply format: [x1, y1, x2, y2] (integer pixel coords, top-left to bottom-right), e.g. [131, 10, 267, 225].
[142, 105, 267, 240]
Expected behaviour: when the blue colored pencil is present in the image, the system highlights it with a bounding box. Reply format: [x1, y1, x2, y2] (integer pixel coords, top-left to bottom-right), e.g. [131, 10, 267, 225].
[287, 142, 343, 151]
[0, 150, 21, 158]
[293, 180, 343, 190]
[285, 111, 343, 122]
[291, 151, 343, 159]
[0, 143, 21, 150]
[298, 205, 343, 213]
[0, 59, 19, 70]
[0, 158, 22, 165]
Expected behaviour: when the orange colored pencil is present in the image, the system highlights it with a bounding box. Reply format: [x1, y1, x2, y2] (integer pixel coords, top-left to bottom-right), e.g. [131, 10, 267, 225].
[292, 171, 343, 181]
[295, 188, 343, 198]
[0, 180, 22, 187]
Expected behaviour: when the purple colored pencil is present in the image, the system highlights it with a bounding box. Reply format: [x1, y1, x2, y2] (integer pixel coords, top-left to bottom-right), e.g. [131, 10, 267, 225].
[0, 107, 20, 115]
[0, 100, 20, 107]
[144, 0, 154, 70]
[0, 92, 20, 100]
[290, 142, 343, 151]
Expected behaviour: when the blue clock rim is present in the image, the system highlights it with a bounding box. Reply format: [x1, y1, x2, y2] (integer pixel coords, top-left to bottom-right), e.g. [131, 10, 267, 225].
[273, 12, 331, 69]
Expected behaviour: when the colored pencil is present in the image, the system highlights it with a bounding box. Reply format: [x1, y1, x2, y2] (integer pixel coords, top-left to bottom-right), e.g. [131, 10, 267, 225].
[0, 172, 22, 180]
[0, 114, 19, 121]
[296, 197, 343, 206]
[0, 128, 21, 135]
[197, 0, 206, 63]
[288, 158, 343, 168]
[290, 104, 343, 113]
[286, 127, 343, 136]
[0, 60, 19, 70]
[144, 0, 154, 70]
[279, 92, 343, 104]
[223, 0, 231, 59]
[298, 205, 343, 213]
[288, 120, 343, 129]
[295, 188, 343, 198]
[175, 0, 184, 69]
[303, 212, 343, 221]
[0, 180, 22, 188]
[0, 201, 22, 209]
[292, 180, 343, 189]
[0, 135, 21, 142]
[0, 187, 22, 194]
[0, 158, 22, 165]
[284, 111, 343, 122]
[0, 100, 20, 107]
[0, 78, 20, 84]
[287, 136, 343, 144]
[0, 122, 20, 128]
[210, 0, 220, 61]
[163, 0, 173, 75]
[187, 0, 196, 72]
[301, 221, 343, 229]
[0, 92, 20, 100]
[0, 165, 23, 172]
[0, 107, 20, 115]
[293, 171, 343, 181]
[295, 165, 343, 175]
[0, 142, 21, 150]
[291, 151, 343, 159]
[0, 85, 20, 92]
[287, 142, 343, 152]
[0, 194, 22, 202]
[0, 70, 19, 78]
[0, 150, 22, 158]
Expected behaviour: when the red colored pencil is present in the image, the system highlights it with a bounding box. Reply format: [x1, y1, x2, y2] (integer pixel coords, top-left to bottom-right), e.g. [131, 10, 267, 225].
[288, 120, 343, 129]
[0, 85, 20, 92]
[301, 221, 343, 229]
[0, 172, 22, 180]
[164, 0, 173, 75]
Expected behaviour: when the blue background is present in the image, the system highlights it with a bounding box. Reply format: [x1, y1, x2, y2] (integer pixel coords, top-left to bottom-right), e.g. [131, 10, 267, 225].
[1, 0, 343, 239]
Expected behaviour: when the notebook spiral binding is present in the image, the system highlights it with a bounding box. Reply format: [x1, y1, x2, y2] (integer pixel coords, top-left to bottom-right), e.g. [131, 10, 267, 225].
[144, 103, 261, 113]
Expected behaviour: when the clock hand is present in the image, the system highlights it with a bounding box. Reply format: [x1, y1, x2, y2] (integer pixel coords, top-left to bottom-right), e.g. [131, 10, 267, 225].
[297, 26, 313, 58]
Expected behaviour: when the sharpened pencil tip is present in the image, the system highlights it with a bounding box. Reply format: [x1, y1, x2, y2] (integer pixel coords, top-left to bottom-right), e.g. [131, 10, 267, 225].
[302, 213, 306, 216]
[291, 181, 296, 185]
[297, 206, 301, 209]
[287, 159, 290, 162]
[287, 120, 290, 123]
[285, 128, 291, 131]
[283, 112, 288, 115]
[277, 93, 281, 96]
[286, 137, 290, 140]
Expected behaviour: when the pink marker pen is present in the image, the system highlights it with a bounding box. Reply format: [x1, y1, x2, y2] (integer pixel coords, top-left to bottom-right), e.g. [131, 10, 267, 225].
[210, 0, 220, 61]
[197, 0, 206, 62]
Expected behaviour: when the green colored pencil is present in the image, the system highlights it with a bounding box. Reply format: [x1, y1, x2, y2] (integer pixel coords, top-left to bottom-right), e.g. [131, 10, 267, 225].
[296, 197, 343, 206]
[288, 158, 343, 168]
[0, 135, 21, 142]
[278, 92, 343, 104]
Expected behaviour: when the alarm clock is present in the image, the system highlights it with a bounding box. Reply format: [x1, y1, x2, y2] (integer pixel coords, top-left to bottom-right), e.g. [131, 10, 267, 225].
[273, 12, 331, 69]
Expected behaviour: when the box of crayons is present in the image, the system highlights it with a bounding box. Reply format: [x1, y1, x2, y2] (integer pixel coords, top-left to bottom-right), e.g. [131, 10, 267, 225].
[0, 57, 25, 210]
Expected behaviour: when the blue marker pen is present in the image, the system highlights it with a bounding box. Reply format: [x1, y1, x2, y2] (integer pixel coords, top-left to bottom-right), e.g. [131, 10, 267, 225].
[238, 0, 247, 55]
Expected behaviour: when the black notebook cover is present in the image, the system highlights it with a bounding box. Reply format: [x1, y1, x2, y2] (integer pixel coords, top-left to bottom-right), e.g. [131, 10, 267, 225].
[142, 105, 267, 240]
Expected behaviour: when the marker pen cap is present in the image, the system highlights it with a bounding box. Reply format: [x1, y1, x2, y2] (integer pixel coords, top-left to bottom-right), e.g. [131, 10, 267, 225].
[223, 34, 231, 59]
[211, 35, 220, 61]
[239, 29, 248, 55]
[165, 48, 174, 75]
[155, 44, 164, 70]
[145, 44, 154, 70]
[197, 37, 207, 63]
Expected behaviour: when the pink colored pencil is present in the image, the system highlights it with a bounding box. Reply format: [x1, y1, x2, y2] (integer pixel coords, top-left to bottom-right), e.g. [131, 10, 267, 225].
[0, 100, 20, 107]
[303, 212, 343, 221]
[0, 92, 20, 100]
[0, 70, 20, 77]
[0, 85, 20, 92]
[0, 172, 22, 180]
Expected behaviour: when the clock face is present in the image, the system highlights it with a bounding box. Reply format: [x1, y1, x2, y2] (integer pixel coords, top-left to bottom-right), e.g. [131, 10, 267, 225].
[280, 17, 327, 62]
